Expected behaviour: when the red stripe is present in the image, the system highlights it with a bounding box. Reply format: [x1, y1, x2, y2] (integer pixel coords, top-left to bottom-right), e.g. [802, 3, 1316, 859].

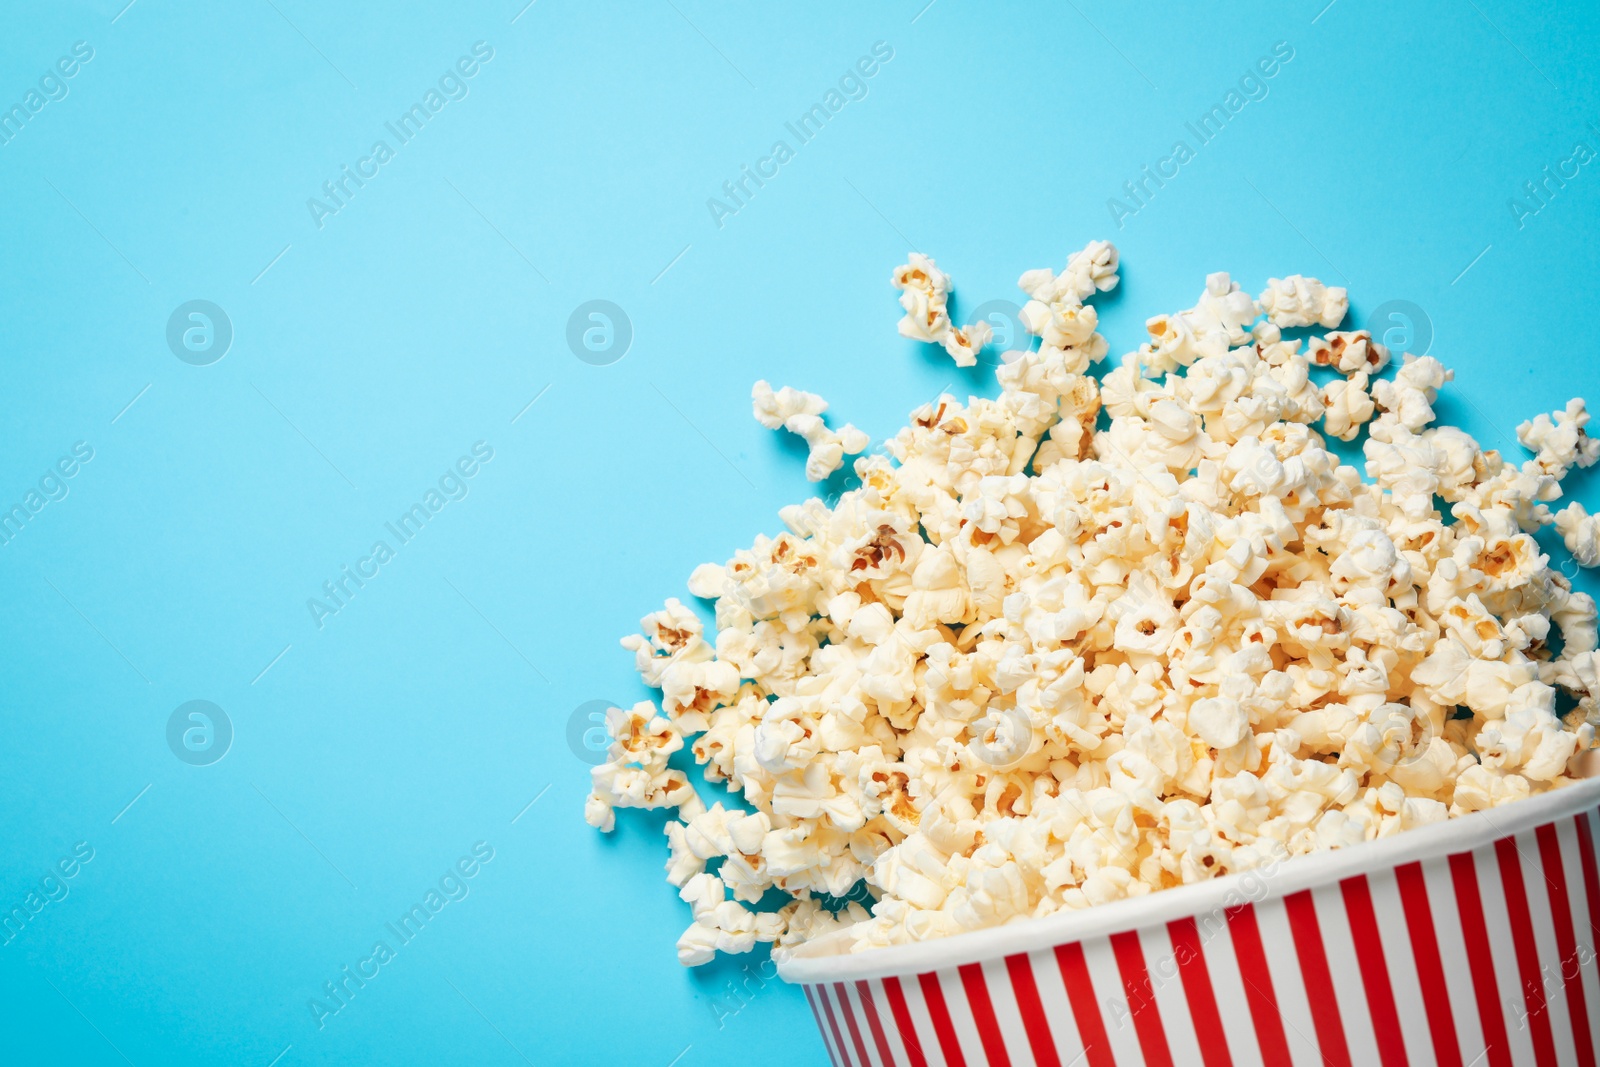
[1579, 814, 1600, 961]
[1109, 930, 1174, 1067]
[1283, 889, 1351, 1067]
[958, 964, 1012, 1067]
[1166, 917, 1233, 1067]
[836, 982, 873, 1067]
[820, 983, 856, 1067]
[1005, 953, 1062, 1067]
[1497, 836, 1558, 1067]
[1395, 863, 1462, 1067]
[1225, 904, 1293, 1066]
[1340, 875, 1410, 1067]
[855, 981, 898, 1067]
[881, 977, 928, 1067]
[806, 987, 842, 1067]
[918, 971, 967, 1067]
[1577, 813, 1600, 951]
[1054, 942, 1117, 1067]
[1449, 851, 1514, 1067]
[1539, 823, 1598, 1067]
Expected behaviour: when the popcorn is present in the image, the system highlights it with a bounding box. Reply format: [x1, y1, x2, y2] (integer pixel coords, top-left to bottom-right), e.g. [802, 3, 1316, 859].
[1308, 330, 1389, 377]
[1322, 371, 1375, 441]
[1018, 240, 1120, 314]
[751, 381, 869, 481]
[1258, 274, 1348, 329]
[1556, 503, 1600, 568]
[1519, 398, 1600, 479]
[1372, 355, 1452, 432]
[1140, 273, 1258, 373]
[940, 319, 994, 368]
[587, 242, 1600, 966]
[1189, 695, 1251, 749]
[891, 252, 1003, 366]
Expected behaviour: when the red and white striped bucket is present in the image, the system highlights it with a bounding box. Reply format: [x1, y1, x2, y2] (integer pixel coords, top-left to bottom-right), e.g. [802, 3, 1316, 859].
[778, 779, 1600, 1066]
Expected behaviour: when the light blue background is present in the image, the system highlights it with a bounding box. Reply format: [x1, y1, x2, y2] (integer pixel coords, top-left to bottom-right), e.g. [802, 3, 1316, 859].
[2, 1, 1599, 1064]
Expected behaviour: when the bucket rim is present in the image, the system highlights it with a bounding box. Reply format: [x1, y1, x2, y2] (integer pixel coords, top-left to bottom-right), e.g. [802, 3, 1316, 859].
[777, 776, 1600, 985]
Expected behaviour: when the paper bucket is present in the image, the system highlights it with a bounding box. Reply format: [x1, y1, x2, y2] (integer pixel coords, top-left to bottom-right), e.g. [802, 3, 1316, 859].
[778, 778, 1600, 1066]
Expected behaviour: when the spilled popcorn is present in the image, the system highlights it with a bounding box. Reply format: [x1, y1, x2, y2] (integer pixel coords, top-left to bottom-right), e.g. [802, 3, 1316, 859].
[585, 242, 1600, 964]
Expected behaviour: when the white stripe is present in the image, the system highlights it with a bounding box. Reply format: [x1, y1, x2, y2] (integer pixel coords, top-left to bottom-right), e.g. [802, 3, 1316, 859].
[1027, 947, 1085, 1064]
[1251, 897, 1322, 1067]
[1420, 854, 1489, 1065]
[1559, 819, 1597, 1062]
[1080, 935, 1146, 1064]
[1203, 912, 1266, 1067]
[1518, 828, 1577, 1064]
[980, 957, 1035, 1067]
[863, 982, 901, 1067]
[934, 967, 986, 1065]
[812, 984, 849, 1067]
[839, 982, 880, 1067]
[897, 973, 951, 1067]
[1169, 918, 1250, 1067]
[1557, 817, 1600, 1054]
[847, 982, 885, 1067]
[1367, 867, 1434, 1066]
[1312, 880, 1380, 1065]
[873, 978, 920, 1067]
[831, 983, 864, 1067]
[1474, 841, 1537, 1065]
[1140, 923, 1199, 1058]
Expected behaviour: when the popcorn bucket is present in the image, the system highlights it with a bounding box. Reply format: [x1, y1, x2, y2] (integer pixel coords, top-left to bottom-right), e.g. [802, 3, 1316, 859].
[778, 778, 1600, 1066]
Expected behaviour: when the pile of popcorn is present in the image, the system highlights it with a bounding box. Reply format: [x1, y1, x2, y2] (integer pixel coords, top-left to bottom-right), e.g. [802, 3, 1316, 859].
[585, 241, 1600, 965]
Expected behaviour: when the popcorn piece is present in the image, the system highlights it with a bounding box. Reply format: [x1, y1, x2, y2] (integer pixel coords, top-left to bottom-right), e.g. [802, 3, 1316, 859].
[751, 380, 828, 430]
[1371, 356, 1452, 432]
[1556, 503, 1600, 568]
[1189, 696, 1250, 749]
[892, 252, 999, 366]
[1019, 241, 1122, 368]
[1140, 273, 1258, 373]
[1518, 399, 1600, 479]
[1019, 241, 1119, 312]
[1322, 371, 1375, 441]
[892, 253, 950, 300]
[1258, 275, 1348, 329]
[1308, 330, 1389, 377]
[941, 319, 994, 368]
[589, 242, 1598, 966]
[751, 380, 869, 481]
[792, 418, 869, 481]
